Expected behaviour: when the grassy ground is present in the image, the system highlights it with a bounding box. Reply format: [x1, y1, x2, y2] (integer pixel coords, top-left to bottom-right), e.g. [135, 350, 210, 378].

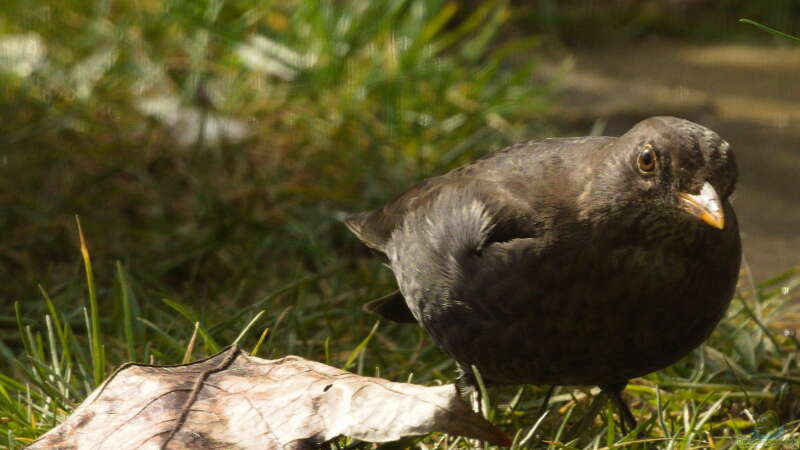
[2, 0, 800, 448]
[4, 227, 800, 449]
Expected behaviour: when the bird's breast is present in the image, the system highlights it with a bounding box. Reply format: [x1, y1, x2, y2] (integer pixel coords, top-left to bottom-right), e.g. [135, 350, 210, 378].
[414, 227, 739, 386]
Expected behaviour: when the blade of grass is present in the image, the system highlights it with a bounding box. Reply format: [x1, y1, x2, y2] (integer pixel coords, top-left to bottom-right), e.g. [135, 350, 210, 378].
[323, 336, 331, 365]
[343, 321, 379, 371]
[250, 327, 270, 357]
[44, 315, 62, 382]
[182, 322, 200, 364]
[14, 303, 34, 366]
[115, 261, 136, 361]
[232, 310, 265, 346]
[38, 287, 76, 380]
[552, 401, 576, 445]
[76, 216, 105, 386]
[655, 387, 672, 439]
[518, 410, 548, 447]
[470, 365, 491, 421]
[739, 19, 800, 42]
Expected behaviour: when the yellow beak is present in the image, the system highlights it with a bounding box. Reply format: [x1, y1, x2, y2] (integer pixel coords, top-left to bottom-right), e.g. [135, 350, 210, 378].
[678, 182, 725, 229]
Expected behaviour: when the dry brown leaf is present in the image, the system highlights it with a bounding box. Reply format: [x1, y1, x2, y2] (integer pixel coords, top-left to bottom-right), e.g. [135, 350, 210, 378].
[30, 346, 510, 449]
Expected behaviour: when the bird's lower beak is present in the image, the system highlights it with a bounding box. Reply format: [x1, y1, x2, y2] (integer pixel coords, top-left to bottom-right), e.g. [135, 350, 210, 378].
[678, 181, 725, 229]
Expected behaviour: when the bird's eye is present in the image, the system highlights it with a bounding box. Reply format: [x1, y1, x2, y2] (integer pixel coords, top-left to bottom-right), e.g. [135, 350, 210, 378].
[637, 146, 656, 173]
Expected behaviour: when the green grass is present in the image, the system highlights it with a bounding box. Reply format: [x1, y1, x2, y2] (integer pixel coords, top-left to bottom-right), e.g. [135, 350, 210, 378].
[740, 19, 800, 42]
[2, 228, 800, 448]
[2, 0, 800, 448]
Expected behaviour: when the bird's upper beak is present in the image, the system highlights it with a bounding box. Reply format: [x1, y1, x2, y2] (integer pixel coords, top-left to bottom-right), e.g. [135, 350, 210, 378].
[678, 181, 725, 229]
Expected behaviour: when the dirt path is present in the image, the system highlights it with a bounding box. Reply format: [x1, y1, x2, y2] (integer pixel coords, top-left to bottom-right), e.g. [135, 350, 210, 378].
[546, 39, 800, 282]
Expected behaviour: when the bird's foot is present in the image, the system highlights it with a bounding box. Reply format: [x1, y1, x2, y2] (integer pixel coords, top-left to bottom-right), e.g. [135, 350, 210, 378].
[564, 388, 607, 441]
[538, 385, 556, 417]
[455, 367, 483, 415]
[606, 383, 637, 433]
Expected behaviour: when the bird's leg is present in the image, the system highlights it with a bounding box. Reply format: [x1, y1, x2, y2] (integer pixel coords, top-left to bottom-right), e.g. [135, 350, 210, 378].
[457, 379, 482, 414]
[565, 382, 637, 440]
[538, 385, 556, 416]
[455, 364, 482, 415]
[564, 388, 607, 440]
[602, 382, 637, 433]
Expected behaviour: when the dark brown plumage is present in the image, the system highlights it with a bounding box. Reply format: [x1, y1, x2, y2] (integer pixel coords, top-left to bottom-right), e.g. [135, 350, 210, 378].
[346, 116, 741, 428]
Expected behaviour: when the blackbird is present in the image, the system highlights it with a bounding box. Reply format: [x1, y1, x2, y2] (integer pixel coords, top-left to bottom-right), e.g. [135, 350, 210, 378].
[346, 116, 741, 429]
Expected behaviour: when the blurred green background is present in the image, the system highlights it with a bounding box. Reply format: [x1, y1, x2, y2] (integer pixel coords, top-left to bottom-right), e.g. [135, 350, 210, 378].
[1, 0, 800, 446]
[1, 0, 550, 310]
[2, 0, 797, 321]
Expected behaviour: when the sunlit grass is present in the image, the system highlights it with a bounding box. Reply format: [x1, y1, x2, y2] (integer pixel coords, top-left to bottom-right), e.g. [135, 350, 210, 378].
[2, 242, 799, 448]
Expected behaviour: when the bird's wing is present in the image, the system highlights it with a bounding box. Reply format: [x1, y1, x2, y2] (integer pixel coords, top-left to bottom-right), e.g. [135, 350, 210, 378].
[383, 185, 498, 322]
[345, 136, 614, 253]
[344, 176, 448, 252]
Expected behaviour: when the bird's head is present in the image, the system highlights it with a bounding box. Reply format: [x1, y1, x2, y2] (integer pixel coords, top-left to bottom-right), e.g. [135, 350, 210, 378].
[607, 116, 738, 231]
